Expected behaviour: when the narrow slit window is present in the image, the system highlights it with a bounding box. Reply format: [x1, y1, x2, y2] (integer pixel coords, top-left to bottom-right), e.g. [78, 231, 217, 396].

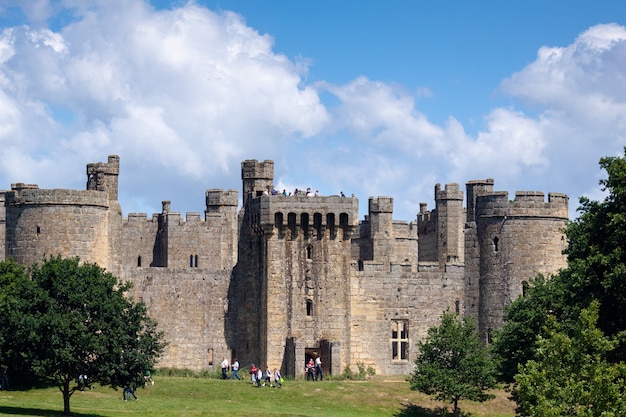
[306, 299, 313, 316]
[137, 256, 142, 267]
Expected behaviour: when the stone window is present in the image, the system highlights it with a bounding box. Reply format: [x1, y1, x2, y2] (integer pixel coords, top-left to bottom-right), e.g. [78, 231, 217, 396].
[36, 225, 41, 234]
[137, 256, 142, 267]
[522, 281, 529, 296]
[493, 236, 499, 252]
[306, 299, 313, 316]
[391, 320, 409, 360]
[306, 245, 312, 259]
[455, 299, 460, 315]
[189, 254, 199, 268]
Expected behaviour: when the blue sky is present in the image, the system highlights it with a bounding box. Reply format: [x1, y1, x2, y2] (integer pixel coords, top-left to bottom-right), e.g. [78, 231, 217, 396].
[1, 0, 625, 221]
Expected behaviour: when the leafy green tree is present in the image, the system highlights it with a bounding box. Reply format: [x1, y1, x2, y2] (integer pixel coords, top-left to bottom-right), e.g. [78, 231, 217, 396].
[491, 274, 568, 382]
[0, 258, 45, 385]
[512, 302, 626, 417]
[2, 256, 166, 415]
[493, 149, 626, 380]
[409, 310, 498, 417]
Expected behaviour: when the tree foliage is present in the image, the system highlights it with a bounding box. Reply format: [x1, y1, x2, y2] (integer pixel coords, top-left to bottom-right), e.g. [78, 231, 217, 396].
[0, 256, 166, 415]
[493, 148, 626, 381]
[512, 302, 626, 417]
[0, 258, 45, 384]
[409, 310, 497, 417]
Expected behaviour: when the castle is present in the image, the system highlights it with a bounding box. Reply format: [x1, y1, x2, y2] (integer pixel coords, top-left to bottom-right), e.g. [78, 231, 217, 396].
[0, 155, 568, 376]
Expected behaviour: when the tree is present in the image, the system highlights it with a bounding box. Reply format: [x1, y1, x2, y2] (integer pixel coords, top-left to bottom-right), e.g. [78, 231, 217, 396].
[409, 310, 498, 417]
[1, 256, 166, 415]
[512, 302, 626, 417]
[0, 258, 46, 386]
[493, 148, 626, 380]
[491, 274, 567, 382]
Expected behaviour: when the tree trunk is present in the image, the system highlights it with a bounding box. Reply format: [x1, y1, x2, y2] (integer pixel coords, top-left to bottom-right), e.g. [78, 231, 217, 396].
[453, 397, 459, 417]
[62, 380, 71, 415]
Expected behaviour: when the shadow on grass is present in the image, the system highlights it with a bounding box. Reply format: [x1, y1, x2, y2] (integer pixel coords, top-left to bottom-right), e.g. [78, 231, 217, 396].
[0, 406, 105, 417]
[394, 402, 471, 417]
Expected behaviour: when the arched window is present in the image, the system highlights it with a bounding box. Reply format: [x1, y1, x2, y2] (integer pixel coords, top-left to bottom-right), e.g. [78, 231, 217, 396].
[306, 245, 312, 259]
[194, 255, 199, 268]
[189, 255, 194, 267]
[306, 299, 313, 316]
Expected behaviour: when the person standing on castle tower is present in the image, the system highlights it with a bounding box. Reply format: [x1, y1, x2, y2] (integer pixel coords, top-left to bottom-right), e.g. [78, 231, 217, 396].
[231, 358, 241, 380]
[221, 357, 229, 380]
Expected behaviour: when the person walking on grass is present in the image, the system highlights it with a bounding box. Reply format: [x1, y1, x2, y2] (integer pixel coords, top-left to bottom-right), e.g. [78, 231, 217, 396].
[231, 358, 241, 380]
[273, 368, 283, 388]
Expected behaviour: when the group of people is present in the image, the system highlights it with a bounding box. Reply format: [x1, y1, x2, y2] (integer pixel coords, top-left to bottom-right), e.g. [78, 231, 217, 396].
[249, 364, 283, 388]
[220, 357, 283, 388]
[262, 186, 353, 199]
[305, 356, 324, 381]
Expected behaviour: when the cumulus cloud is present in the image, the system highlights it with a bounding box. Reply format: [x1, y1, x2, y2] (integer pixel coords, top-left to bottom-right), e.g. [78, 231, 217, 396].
[0, 0, 328, 201]
[0, 1, 624, 222]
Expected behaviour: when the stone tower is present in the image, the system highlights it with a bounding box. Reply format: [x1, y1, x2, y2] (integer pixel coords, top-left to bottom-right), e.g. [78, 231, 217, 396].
[465, 182, 568, 341]
[4, 155, 121, 274]
[232, 160, 359, 375]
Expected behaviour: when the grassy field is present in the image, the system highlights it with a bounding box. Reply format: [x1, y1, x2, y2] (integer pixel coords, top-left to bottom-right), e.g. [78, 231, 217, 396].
[0, 375, 516, 417]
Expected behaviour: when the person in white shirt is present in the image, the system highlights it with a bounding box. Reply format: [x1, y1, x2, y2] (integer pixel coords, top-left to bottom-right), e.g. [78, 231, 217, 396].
[221, 357, 229, 380]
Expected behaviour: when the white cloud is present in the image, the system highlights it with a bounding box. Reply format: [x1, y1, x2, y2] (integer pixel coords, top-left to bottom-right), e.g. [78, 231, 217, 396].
[0, 0, 329, 204]
[0, 1, 625, 223]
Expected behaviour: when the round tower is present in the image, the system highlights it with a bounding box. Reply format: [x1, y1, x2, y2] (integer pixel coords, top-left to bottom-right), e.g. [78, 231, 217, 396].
[5, 185, 112, 269]
[5, 156, 122, 274]
[475, 191, 568, 341]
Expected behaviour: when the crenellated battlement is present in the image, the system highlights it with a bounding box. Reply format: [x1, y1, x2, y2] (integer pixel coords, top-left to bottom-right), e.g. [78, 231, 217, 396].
[86, 155, 120, 202]
[247, 194, 359, 238]
[435, 182, 463, 202]
[475, 190, 569, 219]
[206, 189, 238, 213]
[6, 186, 109, 208]
[369, 196, 393, 213]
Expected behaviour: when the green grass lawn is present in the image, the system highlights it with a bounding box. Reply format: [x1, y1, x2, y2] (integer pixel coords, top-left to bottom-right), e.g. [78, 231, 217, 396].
[0, 375, 516, 417]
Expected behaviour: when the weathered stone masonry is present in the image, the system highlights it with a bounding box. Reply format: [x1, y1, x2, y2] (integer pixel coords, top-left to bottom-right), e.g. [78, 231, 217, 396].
[1, 155, 568, 376]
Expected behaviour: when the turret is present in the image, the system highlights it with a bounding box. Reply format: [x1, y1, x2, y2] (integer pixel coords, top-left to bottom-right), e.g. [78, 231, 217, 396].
[241, 160, 274, 206]
[435, 183, 464, 265]
[368, 197, 393, 265]
[87, 155, 120, 202]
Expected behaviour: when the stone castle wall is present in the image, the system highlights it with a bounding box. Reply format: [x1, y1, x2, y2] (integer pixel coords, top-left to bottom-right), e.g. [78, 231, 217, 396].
[1, 155, 569, 376]
[123, 266, 232, 369]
